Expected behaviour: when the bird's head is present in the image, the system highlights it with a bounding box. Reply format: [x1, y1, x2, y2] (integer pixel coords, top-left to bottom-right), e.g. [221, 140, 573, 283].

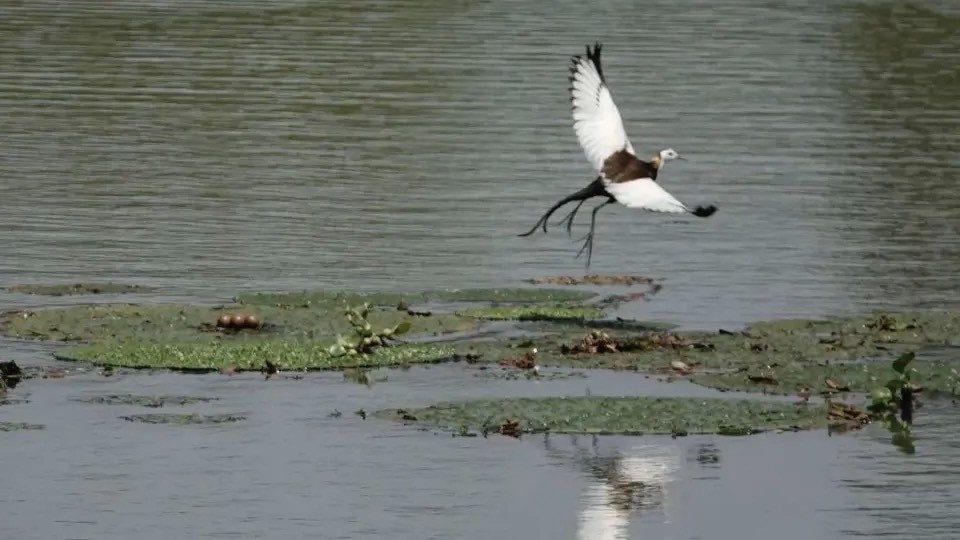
[658, 148, 684, 163]
[649, 148, 684, 169]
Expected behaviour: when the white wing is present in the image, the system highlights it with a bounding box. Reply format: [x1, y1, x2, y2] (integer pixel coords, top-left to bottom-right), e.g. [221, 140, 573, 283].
[569, 43, 636, 173]
[606, 178, 692, 213]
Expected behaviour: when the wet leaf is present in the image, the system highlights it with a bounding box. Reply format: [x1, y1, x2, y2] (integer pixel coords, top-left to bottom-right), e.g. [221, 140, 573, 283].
[892, 352, 915, 374]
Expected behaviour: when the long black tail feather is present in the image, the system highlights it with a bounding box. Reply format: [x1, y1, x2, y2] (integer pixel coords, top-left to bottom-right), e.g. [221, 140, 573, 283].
[517, 177, 607, 237]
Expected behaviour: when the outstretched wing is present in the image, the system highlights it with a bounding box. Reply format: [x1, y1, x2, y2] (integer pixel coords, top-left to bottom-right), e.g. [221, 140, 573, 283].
[606, 178, 717, 217]
[569, 42, 636, 173]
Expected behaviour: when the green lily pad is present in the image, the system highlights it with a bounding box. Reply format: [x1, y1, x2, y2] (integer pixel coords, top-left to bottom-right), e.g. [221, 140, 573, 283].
[376, 396, 828, 436]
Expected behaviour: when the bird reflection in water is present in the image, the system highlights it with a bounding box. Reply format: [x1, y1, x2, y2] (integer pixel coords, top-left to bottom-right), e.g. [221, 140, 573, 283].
[543, 434, 681, 540]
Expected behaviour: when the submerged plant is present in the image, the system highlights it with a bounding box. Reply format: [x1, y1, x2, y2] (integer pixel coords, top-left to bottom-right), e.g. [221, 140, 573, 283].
[327, 303, 412, 358]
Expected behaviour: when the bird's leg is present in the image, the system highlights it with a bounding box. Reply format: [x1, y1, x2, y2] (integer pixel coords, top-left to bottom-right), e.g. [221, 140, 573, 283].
[517, 176, 607, 237]
[574, 197, 615, 272]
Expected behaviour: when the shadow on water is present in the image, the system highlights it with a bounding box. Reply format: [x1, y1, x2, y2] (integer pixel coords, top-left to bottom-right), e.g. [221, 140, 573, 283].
[828, 2, 960, 309]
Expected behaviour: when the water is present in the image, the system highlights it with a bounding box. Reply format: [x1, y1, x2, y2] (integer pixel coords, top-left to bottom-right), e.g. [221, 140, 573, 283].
[2, 0, 960, 538]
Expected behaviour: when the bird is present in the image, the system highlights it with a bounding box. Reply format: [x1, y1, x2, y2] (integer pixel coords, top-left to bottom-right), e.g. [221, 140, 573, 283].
[518, 42, 717, 270]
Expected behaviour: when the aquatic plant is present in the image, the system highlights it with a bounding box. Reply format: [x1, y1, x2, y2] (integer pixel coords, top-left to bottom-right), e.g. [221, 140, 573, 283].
[864, 351, 922, 453]
[73, 394, 219, 408]
[455, 305, 603, 322]
[375, 396, 828, 437]
[237, 287, 596, 308]
[327, 303, 411, 357]
[58, 338, 455, 372]
[0, 302, 476, 344]
[0, 422, 45, 432]
[120, 413, 246, 425]
[4, 282, 152, 296]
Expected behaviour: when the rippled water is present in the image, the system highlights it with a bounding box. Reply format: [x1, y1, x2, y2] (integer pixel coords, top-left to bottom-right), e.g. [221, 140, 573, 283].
[2, 1, 960, 538]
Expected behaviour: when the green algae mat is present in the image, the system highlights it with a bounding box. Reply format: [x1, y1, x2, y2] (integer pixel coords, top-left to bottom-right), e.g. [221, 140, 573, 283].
[376, 396, 829, 436]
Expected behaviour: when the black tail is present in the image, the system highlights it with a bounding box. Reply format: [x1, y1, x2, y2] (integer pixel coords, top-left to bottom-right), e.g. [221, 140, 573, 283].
[518, 177, 607, 237]
[691, 205, 717, 218]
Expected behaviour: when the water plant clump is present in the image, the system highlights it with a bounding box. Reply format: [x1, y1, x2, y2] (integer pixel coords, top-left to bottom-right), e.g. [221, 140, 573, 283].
[57, 338, 456, 372]
[455, 305, 603, 322]
[860, 352, 925, 453]
[0, 422, 45, 432]
[1, 302, 477, 344]
[375, 396, 828, 437]
[236, 287, 597, 308]
[327, 303, 411, 357]
[73, 394, 219, 408]
[120, 413, 246, 425]
[4, 282, 153, 296]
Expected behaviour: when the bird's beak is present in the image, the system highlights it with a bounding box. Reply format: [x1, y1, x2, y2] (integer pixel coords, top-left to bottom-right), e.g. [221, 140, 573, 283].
[677, 155, 687, 161]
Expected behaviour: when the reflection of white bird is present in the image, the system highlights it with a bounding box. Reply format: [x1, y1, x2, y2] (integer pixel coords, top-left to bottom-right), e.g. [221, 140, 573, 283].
[519, 42, 718, 270]
[575, 444, 681, 540]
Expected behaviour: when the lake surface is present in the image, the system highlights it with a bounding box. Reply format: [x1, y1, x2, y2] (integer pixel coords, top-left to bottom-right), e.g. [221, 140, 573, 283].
[1, 0, 959, 538]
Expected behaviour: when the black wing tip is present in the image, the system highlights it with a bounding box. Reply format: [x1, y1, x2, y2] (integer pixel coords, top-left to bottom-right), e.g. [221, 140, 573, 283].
[692, 205, 718, 218]
[584, 42, 604, 81]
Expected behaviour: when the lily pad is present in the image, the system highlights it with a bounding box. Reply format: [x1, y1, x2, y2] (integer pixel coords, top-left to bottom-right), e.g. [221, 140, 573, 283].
[236, 288, 596, 307]
[376, 396, 828, 436]
[57, 339, 456, 372]
[74, 394, 219, 408]
[5, 282, 153, 296]
[120, 413, 245, 425]
[455, 305, 603, 322]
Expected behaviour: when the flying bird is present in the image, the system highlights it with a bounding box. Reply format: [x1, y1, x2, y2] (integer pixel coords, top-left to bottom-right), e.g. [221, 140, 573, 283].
[518, 42, 717, 270]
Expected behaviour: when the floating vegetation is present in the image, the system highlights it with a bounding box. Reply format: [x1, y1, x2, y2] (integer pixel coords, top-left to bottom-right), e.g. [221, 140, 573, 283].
[120, 413, 246, 425]
[473, 368, 587, 381]
[377, 396, 828, 437]
[237, 288, 596, 308]
[74, 394, 219, 408]
[327, 303, 411, 357]
[57, 338, 455, 372]
[455, 305, 603, 322]
[689, 356, 958, 397]
[0, 422, 45, 432]
[4, 282, 153, 296]
[1, 302, 476, 344]
[526, 274, 656, 286]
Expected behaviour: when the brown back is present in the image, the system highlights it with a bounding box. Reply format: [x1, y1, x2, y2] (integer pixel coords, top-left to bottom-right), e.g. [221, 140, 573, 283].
[601, 150, 659, 183]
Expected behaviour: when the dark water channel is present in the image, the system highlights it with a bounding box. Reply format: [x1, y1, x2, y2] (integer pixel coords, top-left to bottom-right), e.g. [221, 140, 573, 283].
[2, 1, 960, 538]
